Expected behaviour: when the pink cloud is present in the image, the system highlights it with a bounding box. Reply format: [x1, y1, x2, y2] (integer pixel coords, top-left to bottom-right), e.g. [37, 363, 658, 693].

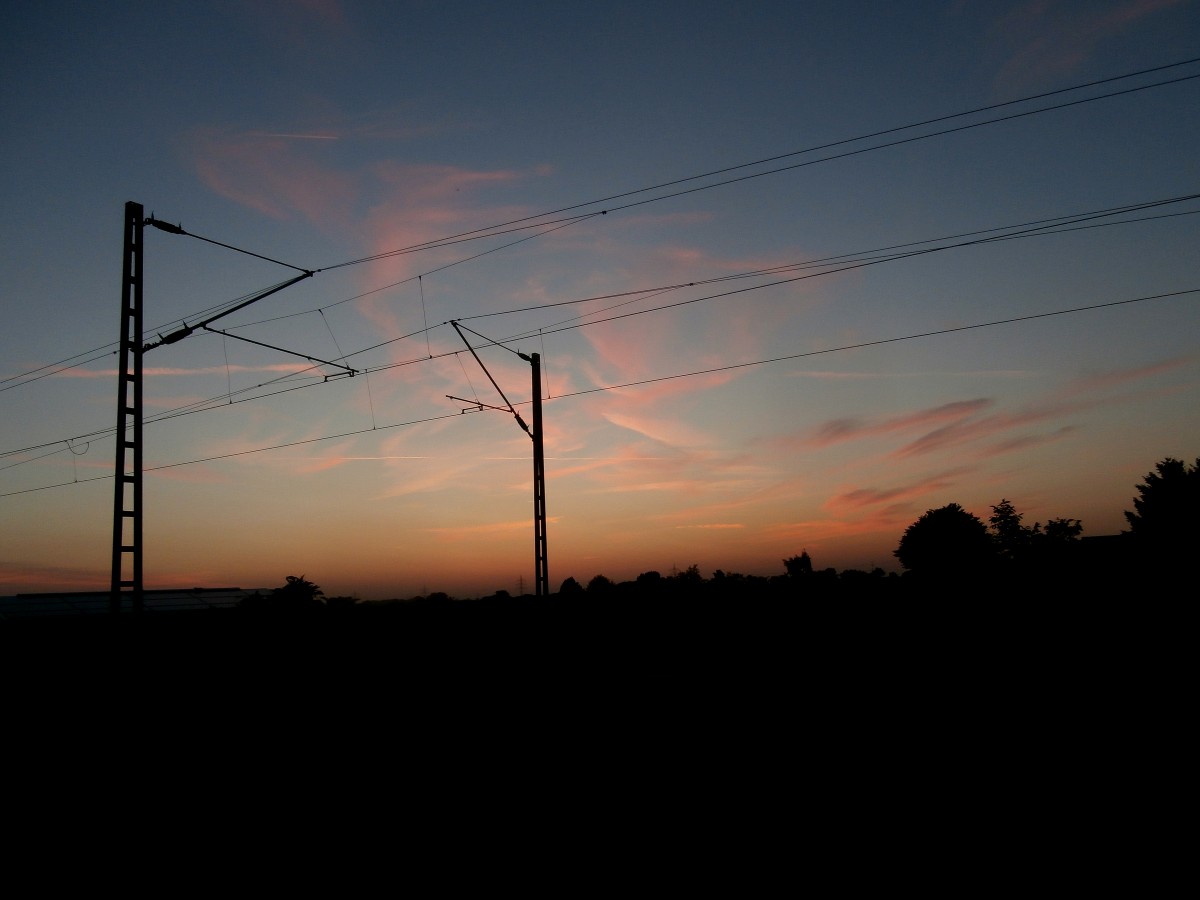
[574, 240, 822, 394]
[760, 512, 906, 548]
[976, 426, 1078, 458]
[1061, 355, 1194, 394]
[187, 127, 360, 225]
[891, 402, 1081, 459]
[279, 439, 360, 474]
[823, 467, 977, 514]
[182, 130, 544, 360]
[797, 354, 1187, 463]
[602, 410, 713, 448]
[891, 355, 1193, 460]
[991, 0, 1186, 91]
[352, 162, 542, 347]
[805, 399, 993, 448]
[185, 115, 505, 247]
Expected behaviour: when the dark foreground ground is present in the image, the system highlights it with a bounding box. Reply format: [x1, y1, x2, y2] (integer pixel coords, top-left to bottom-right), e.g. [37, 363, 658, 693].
[3, 600, 1184, 900]
[3, 585, 1182, 680]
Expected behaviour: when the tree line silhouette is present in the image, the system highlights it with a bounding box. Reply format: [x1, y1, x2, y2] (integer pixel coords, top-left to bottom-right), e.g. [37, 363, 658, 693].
[8, 455, 1192, 641]
[239, 454, 1196, 614]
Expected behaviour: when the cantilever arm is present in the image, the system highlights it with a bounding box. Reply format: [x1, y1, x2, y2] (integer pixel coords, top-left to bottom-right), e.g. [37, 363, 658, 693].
[202, 326, 357, 376]
[143, 272, 313, 352]
[449, 320, 532, 437]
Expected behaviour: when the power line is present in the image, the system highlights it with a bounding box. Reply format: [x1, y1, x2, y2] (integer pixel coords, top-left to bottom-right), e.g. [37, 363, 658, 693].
[0, 348, 120, 393]
[508, 72, 1200, 243]
[3, 192, 1195, 464]
[311, 58, 1200, 271]
[0, 203, 594, 394]
[138, 64, 1200, 363]
[0, 409, 472, 498]
[146, 215, 312, 274]
[457, 193, 1200, 324]
[544, 289, 1200, 402]
[4, 286, 1193, 499]
[491, 199, 1200, 344]
[0, 281, 321, 394]
[223, 211, 591, 331]
[5, 61, 1195, 395]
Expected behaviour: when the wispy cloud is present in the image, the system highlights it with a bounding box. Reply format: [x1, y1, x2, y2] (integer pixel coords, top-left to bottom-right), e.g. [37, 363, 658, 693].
[187, 126, 360, 224]
[889, 403, 1069, 459]
[794, 355, 1192, 464]
[249, 132, 339, 141]
[58, 363, 313, 379]
[824, 467, 977, 513]
[602, 410, 712, 449]
[423, 516, 561, 540]
[1061, 355, 1194, 395]
[975, 426, 1078, 459]
[805, 399, 994, 448]
[991, 0, 1186, 91]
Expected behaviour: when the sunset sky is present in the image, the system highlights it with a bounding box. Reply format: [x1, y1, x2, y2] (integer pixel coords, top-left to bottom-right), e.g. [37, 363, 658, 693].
[2, 1, 1198, 600]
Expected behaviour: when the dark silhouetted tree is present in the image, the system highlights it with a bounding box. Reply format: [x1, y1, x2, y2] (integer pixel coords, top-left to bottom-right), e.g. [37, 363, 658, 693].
[325, 594, 359, 611]
[991, 500, 1083, 560]
[1124, 457, 1200, 552]
[894, 503, 996, 579]
[989, 499, 1085, 582]
[586, 574, 615, 594]
[783, 551, 813, 578]
[558, 576, 584, 597]
[1043, 517, 1083, 543]
[989, 499, 1036, 560]
[239, 574, 324, 613]
[277, 575, 323, 605]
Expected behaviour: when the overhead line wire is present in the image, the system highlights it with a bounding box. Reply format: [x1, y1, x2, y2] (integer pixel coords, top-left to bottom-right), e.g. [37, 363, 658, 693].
[2, 195, 1194, 464]
[225, 213, 589, 332]
[146, 216, 312, 274]
[5, 62, 1195, 392]
[0, 410, 470, 498]
[543, 289, 1200, 401]
[1, 280, 318, 393]
[311, 57, 1200, 271]
[7, 59, 1197, 488]
[559, 72, 1200, 226]
[493, 196, 1200, 343]
[315, 213, 603, 271]
[5, 287, 1193, 499]
[456, 193, 1200, 323]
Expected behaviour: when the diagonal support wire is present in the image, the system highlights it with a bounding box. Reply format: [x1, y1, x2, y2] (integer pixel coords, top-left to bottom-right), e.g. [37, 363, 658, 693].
[202, 325, 358, 376]
[450, 320, 530, 436]
[449, 319, 548, 596]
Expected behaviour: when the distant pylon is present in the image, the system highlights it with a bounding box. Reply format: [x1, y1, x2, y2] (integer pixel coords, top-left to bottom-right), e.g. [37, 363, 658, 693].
[531, 352, 548, 597]
[110, 201, 144, 613]
[448, 321, 549, 597]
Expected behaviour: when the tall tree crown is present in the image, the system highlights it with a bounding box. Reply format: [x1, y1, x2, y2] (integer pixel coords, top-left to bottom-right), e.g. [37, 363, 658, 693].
[1124, 457, 1200, 544]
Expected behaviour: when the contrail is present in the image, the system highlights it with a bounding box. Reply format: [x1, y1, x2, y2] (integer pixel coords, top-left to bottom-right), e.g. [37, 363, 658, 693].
[253, 132, 339, 140]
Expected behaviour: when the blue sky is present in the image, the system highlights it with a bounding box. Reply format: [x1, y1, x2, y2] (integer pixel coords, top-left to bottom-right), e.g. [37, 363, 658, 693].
[2, 1, 1198, 599]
